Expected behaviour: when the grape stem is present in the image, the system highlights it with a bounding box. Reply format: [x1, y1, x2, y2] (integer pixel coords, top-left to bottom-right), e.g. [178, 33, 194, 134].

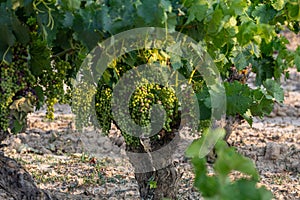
[51, 48, 75, 59]
[1, 47, 11, 64]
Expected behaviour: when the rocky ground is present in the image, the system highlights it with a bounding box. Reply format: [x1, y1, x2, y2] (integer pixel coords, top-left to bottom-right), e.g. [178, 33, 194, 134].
[1, 33, 299, 200]
[228, 68, 300, 200]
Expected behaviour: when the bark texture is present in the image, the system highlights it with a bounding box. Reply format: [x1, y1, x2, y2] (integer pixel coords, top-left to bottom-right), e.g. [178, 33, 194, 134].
[0, 152, 52, 200]
[0, 117, 49, 200]
[134, 163, 180, 200]
[126, 130, 182, 200]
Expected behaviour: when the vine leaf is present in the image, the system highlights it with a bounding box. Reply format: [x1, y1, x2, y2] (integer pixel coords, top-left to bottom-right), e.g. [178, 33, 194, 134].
[237, 21, 257, 46]
[63, 0, 81, 10]
[263, 79, 284, 103]
[249, 89, 274, 117]
[206, 8, 224, 35]
[225, 81, 252, 116]
[251, 4, 277, 24]
[214, 140, 259, 180]
[272, 0, 286, 10]
[185, 128, 225, 159]
[287, 2, 300, 21]
[185, 0, 208, 24]
[295, 47, 300, 72]
[229, 0, 248, 15]
[230, 47, 249, 70]
[190, 139, 273, 199]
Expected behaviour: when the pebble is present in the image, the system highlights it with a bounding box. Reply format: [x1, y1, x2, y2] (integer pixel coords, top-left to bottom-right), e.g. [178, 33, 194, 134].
[7, 160, 17, 168]
[277, 111, 287, 117]
[265, 142, 281, 160]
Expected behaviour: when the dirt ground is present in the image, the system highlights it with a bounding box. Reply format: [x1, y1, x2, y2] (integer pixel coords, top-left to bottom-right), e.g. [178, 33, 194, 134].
[1, 33, 300, 199]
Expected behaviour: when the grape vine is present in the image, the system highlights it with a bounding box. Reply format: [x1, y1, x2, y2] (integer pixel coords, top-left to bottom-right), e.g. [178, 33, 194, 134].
[0, 0, 299, 199]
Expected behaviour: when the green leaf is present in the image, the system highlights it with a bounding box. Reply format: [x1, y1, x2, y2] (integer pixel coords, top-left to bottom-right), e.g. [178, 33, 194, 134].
[29, 39, 51, 76]
[224, 179, 273, 200]
[225, 81, 252, 115]
[191, 139, 271, 199]
[207, 28, 234, 51]
[295, 46, 300, 71]
[136, 0, 166, 26]
[242, 109, 253, 126]
[170, 55, 182, 70]
[230, 47, 249, 70]
[198, 175, 220, 197]
[160, 0, 172, 13]
[263, 79, 284, 103]
[237, 21, 256, 46]
[33, 86, 44, 110]
[214, 140, 259, 180]
[149, 180, 157, 189]
[287, 2, 300, 20]
[206, 8, 224, 35]
[229, 0, 248, 15]
[166, 12, 177, 32]
[251, 4, 277, 24]
[0, 25, 15, 61]
[272, 0, 286, 10]
[0, 3, 20, 61]
[72, 9, 102, 50]
[64, 0, 81, 10]
[63, 12, 74, 27]
[195, 85, 212, 120]
[192, 157, 220, 197]
[257, 24, 276, 44]
[249, 89, 274, 116]
[250, 43, 261, 58]
[186, 1, 208, 24]
[253, 57, 275, 85]
[11, 15, 30, 44]
[185, 137, 204, 158]
[185, 128, 225, 158]
[0, 25, 15, 46]
[100, 0, 136, 34]
[12, 119, 24, 133]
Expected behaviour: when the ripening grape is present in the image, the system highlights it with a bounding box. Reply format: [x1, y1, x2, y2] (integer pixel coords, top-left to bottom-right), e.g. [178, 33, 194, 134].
[0, 42, 37, 132]
[95, 77, 179, 147]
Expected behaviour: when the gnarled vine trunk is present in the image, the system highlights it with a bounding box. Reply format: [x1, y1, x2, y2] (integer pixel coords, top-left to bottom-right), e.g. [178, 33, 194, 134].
[133, 163, 180, 200]
[126, 131, 182, 200]
[0, 127, 54, 200]
[0, 150, 52, 200]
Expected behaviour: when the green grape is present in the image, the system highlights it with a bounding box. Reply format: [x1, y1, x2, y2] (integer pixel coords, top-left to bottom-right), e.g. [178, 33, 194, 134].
[128, 82, 179, 140]
[122, 133, 140, 147]
[40, 59, 73, 119]
[0, 42, 37, 133]
[72, 82, 96, 129]
[45, 98, 57, 119]
[95, 79, 180, 146]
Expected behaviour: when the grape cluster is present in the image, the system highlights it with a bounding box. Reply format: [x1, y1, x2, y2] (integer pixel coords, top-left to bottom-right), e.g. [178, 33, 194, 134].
[72, 82, 97, 129]
[41, 60, 73, 119]
[0, 63, 16, 132]
[95, 83, 142, 147]
[122, 132, 141, 147]
[0, 43, 36, 133]
[129, 82, 179, 133]
[0, 15, 78, 133]
[95, 78, 179, 147]
[95, 85, 113, 132]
